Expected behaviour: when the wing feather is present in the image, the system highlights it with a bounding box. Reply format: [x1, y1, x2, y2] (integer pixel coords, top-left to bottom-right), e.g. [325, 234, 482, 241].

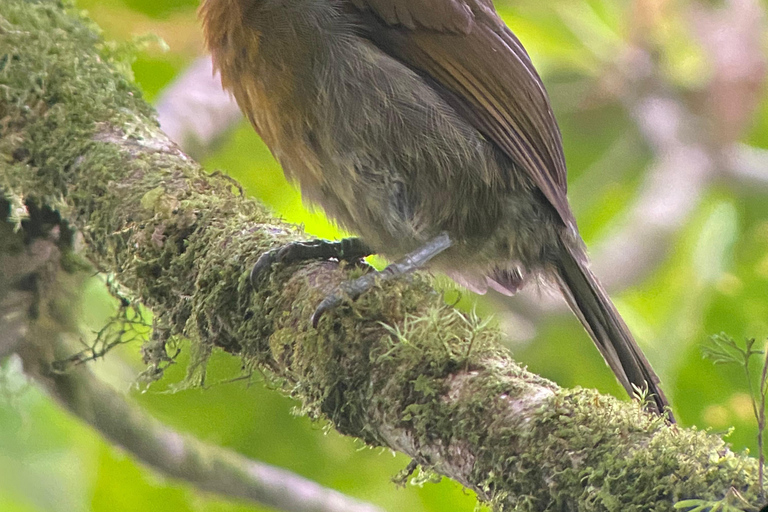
[350, 0, 475, 32]
[347, 0, 573, 227]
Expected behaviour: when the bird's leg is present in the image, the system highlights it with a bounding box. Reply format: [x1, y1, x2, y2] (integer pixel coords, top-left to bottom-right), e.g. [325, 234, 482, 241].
[311, 232, 453, 326]
[250, 237, 373, 287]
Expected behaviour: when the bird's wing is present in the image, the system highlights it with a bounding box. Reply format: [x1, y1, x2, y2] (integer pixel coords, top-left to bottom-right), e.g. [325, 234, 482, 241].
[349, 0, 478, 32]
[347, 0, 573, 227]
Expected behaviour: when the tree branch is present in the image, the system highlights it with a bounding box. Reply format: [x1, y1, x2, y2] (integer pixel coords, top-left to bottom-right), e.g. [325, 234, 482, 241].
[18, 326, 386, 512]
[1, 1, 766, 510]
[0, 203, 385, 512]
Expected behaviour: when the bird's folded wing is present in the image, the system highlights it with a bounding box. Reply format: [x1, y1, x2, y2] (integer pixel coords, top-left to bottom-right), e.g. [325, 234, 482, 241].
[348, 0, 574, 228]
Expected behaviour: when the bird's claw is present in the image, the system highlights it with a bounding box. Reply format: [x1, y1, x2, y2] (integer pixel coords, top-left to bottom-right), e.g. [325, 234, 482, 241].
[310, 272, 381, 327]
[310, 292, 345, 327]
[249, 238, 372, 288]
[249, 249, 280, 286]
[308, 233, 453, 327]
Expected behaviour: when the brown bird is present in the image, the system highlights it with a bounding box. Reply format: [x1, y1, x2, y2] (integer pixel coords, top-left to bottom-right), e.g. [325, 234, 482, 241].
[200, 0, 672, 418]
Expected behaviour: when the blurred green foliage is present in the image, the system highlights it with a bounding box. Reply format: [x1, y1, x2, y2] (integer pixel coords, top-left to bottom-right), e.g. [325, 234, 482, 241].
[2, 0, 768, 511]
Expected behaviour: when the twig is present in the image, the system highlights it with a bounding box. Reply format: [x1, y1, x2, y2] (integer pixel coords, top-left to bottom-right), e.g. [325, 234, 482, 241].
[703, 334, 768, 501]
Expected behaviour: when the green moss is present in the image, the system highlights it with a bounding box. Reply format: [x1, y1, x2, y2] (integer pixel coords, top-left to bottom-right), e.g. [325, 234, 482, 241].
[0, 0, 293, 379]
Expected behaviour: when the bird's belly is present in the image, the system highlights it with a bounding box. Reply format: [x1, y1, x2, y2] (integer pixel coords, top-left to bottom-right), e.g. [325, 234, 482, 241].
[288, 144, 558, 275]
[282, 135, 506, 257]
[271, 39, 560, 272]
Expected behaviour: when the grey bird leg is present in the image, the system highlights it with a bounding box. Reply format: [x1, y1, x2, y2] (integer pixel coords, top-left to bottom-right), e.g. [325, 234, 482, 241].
[311, 232, 453, 327]
[250, 237, 373, 287]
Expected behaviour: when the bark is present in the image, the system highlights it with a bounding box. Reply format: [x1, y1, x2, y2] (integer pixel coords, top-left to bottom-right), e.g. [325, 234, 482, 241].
[0, 1, 765, 510]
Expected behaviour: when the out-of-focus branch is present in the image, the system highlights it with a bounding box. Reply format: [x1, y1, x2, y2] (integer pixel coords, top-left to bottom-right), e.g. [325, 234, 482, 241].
[0, 203, 61, 359]
[499, 0, 768, 324]
[156, 57, 243, 160]
[596, 0, 765, 283]
[725, 144, 768, 188]
[591, 93, 716, 291]
[598, 0, 766, 285]
[18, 329, 386, 512]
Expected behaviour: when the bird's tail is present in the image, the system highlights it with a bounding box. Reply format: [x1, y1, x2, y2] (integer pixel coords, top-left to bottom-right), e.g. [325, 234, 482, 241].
[555, 243, 673, 421]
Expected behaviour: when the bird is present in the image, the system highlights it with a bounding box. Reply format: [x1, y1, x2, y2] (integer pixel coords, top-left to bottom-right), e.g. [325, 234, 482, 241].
[200, 0, 672, 418]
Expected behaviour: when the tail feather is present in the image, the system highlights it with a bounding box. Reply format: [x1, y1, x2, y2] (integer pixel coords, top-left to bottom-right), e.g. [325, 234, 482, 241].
[555, 244, 673, 421]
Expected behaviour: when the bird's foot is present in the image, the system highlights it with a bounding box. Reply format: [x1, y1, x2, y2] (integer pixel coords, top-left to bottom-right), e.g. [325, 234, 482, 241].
[310, 232, 453, 326]
[250, 237, 372, 287]
[310, 270, 383, 327]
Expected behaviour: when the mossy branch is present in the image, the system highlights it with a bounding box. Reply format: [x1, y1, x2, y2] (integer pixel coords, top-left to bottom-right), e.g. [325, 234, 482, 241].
[0, 1, 765, 510]
[0, 217, 385, 512]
